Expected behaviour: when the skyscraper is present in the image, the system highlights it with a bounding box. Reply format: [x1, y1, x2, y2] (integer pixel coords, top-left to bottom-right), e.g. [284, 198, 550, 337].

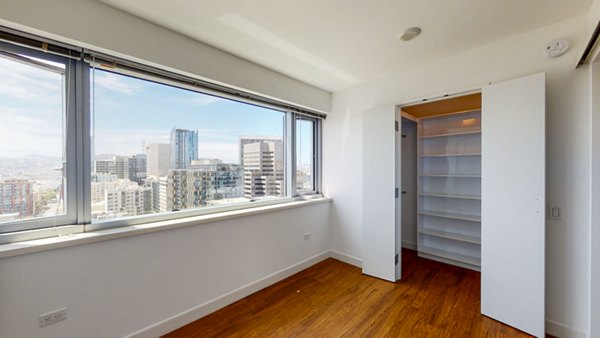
[95, 155, 129, 180]
[163, 164, 243, 211]
[239, 136, 282, 165]
[145, 143, 171, 177]
[170, 128, 198, 169]
[241, 138, 284, 198]
[128, 153, 147, 185]
[0, 179, 34, 218]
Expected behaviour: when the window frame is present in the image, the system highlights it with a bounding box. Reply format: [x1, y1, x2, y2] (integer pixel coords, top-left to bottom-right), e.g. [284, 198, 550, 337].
[293, 114, 321, 195]
[0, 30, 324, 242]
[0, 42, 86, 235]
[87, 65, 295, 230]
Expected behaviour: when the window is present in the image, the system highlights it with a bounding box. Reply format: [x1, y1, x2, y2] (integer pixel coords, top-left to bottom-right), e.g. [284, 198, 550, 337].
[295, 116, 317, 192]
[91, 69, 286, 223]
[0, 44, 78, 234]
[0, 29, 324, 241]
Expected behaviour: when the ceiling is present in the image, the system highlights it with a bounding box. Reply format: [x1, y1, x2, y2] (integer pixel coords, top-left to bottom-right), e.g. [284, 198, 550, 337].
[99, 0, 591, 92]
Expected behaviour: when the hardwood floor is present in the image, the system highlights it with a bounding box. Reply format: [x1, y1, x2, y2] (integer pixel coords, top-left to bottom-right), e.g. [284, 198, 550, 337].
[164, 249, 534, 337]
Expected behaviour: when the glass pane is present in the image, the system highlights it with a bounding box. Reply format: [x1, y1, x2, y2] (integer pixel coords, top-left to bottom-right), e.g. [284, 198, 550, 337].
[0, 53, 66, 224]
[91, 69, 285, 222]
[296, 118, 314, 191]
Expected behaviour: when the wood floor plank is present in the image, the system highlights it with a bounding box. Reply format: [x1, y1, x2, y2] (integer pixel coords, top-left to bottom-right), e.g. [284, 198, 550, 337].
[163, 249, 539, 338]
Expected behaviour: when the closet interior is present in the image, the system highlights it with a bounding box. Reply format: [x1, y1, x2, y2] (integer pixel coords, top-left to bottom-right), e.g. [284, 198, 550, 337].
[400, 93, 482, 271]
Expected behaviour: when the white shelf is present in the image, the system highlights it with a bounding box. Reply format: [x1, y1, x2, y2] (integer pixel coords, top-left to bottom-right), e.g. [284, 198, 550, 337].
[417, 109, 482, 269]
[419, 228, 481, 244]
[419, 192, 481, 200]
[418, 153, 481, 158]
[419, 209, 480, 223]
[419, 174, 481, 178]
[419, 246, 480, 267]
[418, 130, 481, 139]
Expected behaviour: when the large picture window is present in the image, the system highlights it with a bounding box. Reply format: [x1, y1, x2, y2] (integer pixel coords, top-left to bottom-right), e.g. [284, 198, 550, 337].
[0, 29, 324, 241]
[91, 69, 286, 223]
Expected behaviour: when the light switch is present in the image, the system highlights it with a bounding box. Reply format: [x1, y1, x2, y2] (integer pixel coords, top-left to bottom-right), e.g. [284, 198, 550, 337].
[550, 206, 561, 220]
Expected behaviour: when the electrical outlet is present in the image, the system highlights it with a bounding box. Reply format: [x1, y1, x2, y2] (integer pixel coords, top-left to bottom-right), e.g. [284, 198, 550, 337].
[39, 308, 67, 327]
[303, 232, 311, 240]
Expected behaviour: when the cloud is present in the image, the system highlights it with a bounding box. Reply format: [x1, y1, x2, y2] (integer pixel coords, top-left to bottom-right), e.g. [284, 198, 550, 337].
[0, 56, 63, 103]
[0, 55, 64, 158]
[191, 95, 223, 106]
[0, 107, 62, 157]
[93, 71, 142, 95]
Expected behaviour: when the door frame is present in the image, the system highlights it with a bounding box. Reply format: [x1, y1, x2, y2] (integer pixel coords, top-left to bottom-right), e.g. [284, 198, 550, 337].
[394, 87, 482, 279]
[392, 75, 546, 337]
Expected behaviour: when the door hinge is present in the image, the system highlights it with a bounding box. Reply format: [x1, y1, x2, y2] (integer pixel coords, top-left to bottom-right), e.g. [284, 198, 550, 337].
[395, 188, 399, 198]
[395, 253, 399, 265]
[395, 121, 399, 131]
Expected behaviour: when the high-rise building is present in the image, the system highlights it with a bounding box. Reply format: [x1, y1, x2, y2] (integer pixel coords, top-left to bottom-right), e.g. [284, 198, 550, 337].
[163, 164, 243, 211]
[104, 180, 153, 217]
[0, 179, 34, 218]
[144, 176, 162, 213]
[239, 136, 282, 164]
[159, 176, 169, 213]
[95, 155, 129, 180]
[170, 128, 198, 169]
[144, 143, 170, 177]
[241, 138, 284, 198]
[128, 153, 147, 185]
[91, 173, 118, 202]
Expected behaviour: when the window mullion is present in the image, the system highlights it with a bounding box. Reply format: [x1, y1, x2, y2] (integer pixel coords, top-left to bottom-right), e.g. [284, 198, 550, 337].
[287, 112, 297, 197]
[315, 119, 322, 193]
[74, 60, 92, 225]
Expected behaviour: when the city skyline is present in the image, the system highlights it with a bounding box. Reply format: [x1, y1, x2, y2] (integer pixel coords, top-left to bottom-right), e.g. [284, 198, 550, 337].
[93, 69, 287, 165]
[0, 53, 314, 223]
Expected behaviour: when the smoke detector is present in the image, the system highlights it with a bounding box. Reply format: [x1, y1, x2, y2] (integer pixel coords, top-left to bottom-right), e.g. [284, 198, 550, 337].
[543, 39, 569, 58]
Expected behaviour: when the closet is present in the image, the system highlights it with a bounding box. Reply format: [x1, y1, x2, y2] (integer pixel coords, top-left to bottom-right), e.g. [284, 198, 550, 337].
[402, 93, 482, 270]
[362, 73, 545, 337]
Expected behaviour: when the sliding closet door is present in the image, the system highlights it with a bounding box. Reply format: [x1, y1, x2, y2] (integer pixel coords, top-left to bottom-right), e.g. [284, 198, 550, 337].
[481, 73, 545, 337]
[362, 105, 398, 281]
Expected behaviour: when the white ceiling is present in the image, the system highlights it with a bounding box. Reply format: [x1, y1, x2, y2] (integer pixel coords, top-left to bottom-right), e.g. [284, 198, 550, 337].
[99, 0, 591, 92]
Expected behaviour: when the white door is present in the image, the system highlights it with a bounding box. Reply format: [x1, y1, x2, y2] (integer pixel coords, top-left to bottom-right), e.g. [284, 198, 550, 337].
[481, 73, 545, 337]
[362, 105, 398, 281]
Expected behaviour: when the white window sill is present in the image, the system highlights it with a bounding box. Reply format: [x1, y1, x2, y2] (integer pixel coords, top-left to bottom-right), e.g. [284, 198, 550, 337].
[0, 197, 331, 260]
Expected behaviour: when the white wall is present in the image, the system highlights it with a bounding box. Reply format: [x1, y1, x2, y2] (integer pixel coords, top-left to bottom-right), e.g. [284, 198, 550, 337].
[0, 0, 330, 113]
[0, 203, 331, 337]
[0, 1, 333, 337]
[324, 15, 591, 336]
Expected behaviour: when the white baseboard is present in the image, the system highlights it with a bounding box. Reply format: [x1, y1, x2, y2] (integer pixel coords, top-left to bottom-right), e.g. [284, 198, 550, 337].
[329, 249, 362, 267]
[127, 250, 331, 338]
[401, 240, 417, 250]
[546, 319, 587, 338]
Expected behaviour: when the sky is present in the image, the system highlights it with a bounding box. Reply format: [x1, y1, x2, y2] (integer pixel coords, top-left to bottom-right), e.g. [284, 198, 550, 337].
[0, 55, 64, 158]
[0, 54, 312, 167]
[92, 68, 285, 164]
